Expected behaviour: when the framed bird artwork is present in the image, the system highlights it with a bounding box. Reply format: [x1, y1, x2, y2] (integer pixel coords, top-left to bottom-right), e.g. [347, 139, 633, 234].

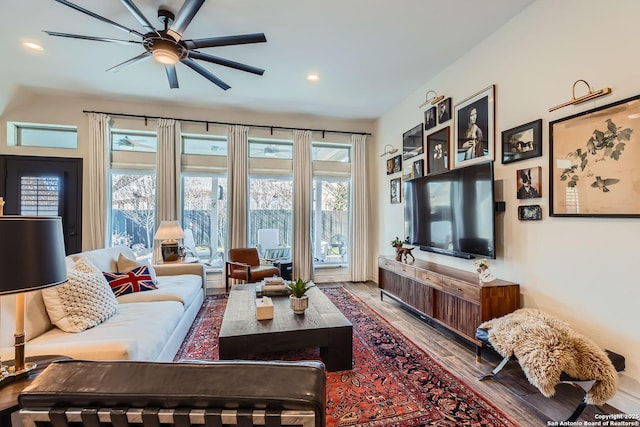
[549, 93, 640, 217]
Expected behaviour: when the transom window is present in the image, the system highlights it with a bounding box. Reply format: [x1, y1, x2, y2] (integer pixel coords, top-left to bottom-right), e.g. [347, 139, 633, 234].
[312, 143, 350, 162]
[183, 135, 227, 156]
[111, 131, 157, 152]
[7, 122, 77, 149]
[249, 138, 293, 159]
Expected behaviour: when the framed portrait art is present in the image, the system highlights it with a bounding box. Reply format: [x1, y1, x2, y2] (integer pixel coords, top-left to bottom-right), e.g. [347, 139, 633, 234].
[386, 154, 402, 175]
[549, 94, 640, 217]
[454, 85, 495, 168]
[437, 97, 452, 125]
[412, 159, 424, 179]
[426, 127, 449, 174]
[424, 107, 437, 131]
[516, 166, 541, 199]
[502, 119, 542, 164]
[390, 178, 402, 204]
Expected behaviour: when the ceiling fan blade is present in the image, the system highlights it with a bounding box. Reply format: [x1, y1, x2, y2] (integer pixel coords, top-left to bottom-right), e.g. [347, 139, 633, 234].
[167, 0, 206, 40]
[188, 51, 265, 76]
[165, 65, 179, 89]
[119, 0, 157, 33]
[183, 33, 267, 49]
[44, 31, 142, 46]
[52, 0, 144, 37]
[182, 58, 230, 90]
[106, 52, 151, 73]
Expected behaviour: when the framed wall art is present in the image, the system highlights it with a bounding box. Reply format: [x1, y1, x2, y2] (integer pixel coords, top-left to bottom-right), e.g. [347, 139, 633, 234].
[437, 97, 452, 125]
[390, 177, 402, 204]
[402, 124, 424, 160]
[518, 205, 542, 221]
[502, 119, 542, 164]
[454, 85, 495, 168]
[516, 166, 541, 199]
[412, 159, 424, 179]
[426, 127, 449, 174]
[424, 107, 437, 131]
[549, 94, 640, 217]
[386, 154, 402, 175]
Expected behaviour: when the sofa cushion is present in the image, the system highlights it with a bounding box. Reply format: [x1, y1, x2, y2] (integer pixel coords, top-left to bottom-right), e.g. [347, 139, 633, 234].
[116, 253, 158, 284]
[42, 258, 119, 333]
[23, 301, 185, 360]
[115, 274, 201, 307]
[103, 266, 158, 296]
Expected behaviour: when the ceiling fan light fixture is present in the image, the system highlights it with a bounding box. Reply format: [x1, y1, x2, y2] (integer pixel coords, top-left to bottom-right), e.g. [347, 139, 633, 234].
[153, 46, 179, 65]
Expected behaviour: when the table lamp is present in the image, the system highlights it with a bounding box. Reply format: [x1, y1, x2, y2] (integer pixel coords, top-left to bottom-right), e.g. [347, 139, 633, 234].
[154, 220, 185, 262]
[0, 216, 67, 386]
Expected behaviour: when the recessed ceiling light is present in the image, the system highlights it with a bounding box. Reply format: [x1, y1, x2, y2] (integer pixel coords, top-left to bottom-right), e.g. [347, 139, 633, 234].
[306, 73, 319, 82]
[22, 41, 44, 51]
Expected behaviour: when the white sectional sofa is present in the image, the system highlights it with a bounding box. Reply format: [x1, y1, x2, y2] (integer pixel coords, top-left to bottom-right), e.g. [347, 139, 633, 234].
[0, 246, 205, 362]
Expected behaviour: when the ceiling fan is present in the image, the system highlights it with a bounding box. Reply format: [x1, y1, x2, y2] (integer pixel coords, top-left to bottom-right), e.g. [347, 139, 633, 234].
[45, 0, 267, 90]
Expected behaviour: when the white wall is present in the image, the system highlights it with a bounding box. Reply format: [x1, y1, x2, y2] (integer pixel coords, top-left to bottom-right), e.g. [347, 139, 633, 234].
[376, 0, 640, 413]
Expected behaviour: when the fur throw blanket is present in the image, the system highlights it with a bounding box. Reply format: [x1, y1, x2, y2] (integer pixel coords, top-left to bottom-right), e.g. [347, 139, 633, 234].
[479, 308, 618, 405]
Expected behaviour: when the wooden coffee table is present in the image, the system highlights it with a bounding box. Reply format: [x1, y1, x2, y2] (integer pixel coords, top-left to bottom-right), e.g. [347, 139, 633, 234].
[219, 284, 353, 371]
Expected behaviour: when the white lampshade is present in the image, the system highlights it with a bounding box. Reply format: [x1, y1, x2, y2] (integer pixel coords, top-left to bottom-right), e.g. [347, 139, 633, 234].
[154, 220, 185, 241]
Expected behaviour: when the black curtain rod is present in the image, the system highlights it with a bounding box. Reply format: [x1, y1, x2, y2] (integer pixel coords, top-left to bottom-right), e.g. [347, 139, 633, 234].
[83, 110, 372, 137]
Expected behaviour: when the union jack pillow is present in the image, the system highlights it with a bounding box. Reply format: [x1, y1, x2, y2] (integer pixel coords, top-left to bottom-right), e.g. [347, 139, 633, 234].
[103, 266, 158, 297]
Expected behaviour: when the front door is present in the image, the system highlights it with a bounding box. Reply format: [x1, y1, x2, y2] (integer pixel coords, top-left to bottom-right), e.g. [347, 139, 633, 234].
[0, 155, 83, 254]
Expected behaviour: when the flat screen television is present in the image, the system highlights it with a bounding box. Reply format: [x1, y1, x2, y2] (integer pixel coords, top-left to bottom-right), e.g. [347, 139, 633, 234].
[402, 124, 424, 160]
[404, 161, 495, 259]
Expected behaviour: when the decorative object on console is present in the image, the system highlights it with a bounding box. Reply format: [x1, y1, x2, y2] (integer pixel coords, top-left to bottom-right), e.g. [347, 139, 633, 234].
[0, 216, 67, 386]
[548, 79, 612, 112]
[502, 119, 542, 164]
[287, 278, 313, 314]
[390, 236, 414, 262]
[454, 85, 495, 168]
[518, 205, 542, 221]
[154, 220, 185, 262]
[474, 258, 496, 283]
[550, 94, 638, 217]
[426, 127, 450, 174]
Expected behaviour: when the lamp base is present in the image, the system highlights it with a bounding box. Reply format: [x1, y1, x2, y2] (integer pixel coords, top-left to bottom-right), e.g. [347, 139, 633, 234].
[161, 241, 180, 262]
[0, 362, 36, 388]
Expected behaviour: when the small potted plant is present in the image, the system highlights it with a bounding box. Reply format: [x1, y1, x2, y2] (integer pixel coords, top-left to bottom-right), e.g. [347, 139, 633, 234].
[287, 278, 313, 314]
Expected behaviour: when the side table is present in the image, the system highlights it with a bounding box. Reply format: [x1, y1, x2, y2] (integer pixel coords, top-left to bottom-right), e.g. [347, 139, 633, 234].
[0, 355, 71, 427]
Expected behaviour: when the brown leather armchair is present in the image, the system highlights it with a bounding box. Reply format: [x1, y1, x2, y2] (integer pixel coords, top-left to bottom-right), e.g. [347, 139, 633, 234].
[225, 247, 280, 292]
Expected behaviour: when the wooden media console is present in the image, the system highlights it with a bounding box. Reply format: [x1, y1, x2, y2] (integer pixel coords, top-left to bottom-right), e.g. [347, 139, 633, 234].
[378, 256, 520, 347]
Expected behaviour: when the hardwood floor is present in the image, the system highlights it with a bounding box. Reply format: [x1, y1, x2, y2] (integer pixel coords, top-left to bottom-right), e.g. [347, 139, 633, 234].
[340, 281, 626, 427]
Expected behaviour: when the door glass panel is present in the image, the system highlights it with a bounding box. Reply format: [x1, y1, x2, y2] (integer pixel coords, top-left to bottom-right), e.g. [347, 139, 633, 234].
[249, 177, 293, 258]
[20, 176, 61, 216]
[312, 178, 350, 266]
[110, 172, 156, 259]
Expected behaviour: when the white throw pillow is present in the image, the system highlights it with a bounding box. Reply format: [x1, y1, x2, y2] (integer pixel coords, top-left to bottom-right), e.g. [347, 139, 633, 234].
[42, 257, 119, 333]
[116, 253, 158, 284]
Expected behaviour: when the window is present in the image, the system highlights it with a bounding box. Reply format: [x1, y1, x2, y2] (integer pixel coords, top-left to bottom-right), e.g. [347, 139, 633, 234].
[111, 131, 157, 152]
[7, 122, 77, 149]
[182, 175, 227, 268]
[312, 143, 350, 162]
[312, 178, 350, 266]
[183, 135, 227, 156]
[20, 176, 60, 216]
[110, 172, 157, 258]
[249, 139, 293, 159]
[249, 177, 293, 259]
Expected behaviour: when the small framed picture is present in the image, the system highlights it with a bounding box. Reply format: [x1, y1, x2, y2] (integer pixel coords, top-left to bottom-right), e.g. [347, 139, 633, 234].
[424, 106, 437, 131]
[437, 97, 452, 125]
[517, 166, 542, 199]
[454, 85, 495, 168]
[412, 159, 424, 178]
[386, 154, 402, 175]
[518, 205, 542, 221]
[390, 177, 402, 204]
[502, 119, 542, 164]
[426, 127, 450, 174]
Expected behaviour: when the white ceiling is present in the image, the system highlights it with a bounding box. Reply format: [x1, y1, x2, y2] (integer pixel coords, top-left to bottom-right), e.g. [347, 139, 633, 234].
[1, 0, 535, 120]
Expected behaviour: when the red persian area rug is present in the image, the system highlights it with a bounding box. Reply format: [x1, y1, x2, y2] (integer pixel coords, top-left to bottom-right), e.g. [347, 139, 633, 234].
[175, 286, 519, 427]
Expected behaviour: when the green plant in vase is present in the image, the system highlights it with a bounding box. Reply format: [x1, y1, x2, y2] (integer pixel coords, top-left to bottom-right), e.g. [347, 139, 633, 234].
[287, 278, 313, 314]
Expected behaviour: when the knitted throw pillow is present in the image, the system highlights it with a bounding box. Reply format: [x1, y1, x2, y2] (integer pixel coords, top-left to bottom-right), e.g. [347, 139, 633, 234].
[103, 266, 158, 297]
[42, 258, 119, 333]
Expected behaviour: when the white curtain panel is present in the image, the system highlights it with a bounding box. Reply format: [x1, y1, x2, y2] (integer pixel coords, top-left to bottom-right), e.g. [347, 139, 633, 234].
[155, 118, 182, 227]
[227, 125, 249, 250]
[293, 129, 313, 280]
[350, 134, 368, 281]
[87, 113, 111, 250]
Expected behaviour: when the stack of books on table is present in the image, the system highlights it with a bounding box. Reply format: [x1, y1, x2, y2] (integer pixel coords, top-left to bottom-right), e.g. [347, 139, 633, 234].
[256, 277, 290, 297]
